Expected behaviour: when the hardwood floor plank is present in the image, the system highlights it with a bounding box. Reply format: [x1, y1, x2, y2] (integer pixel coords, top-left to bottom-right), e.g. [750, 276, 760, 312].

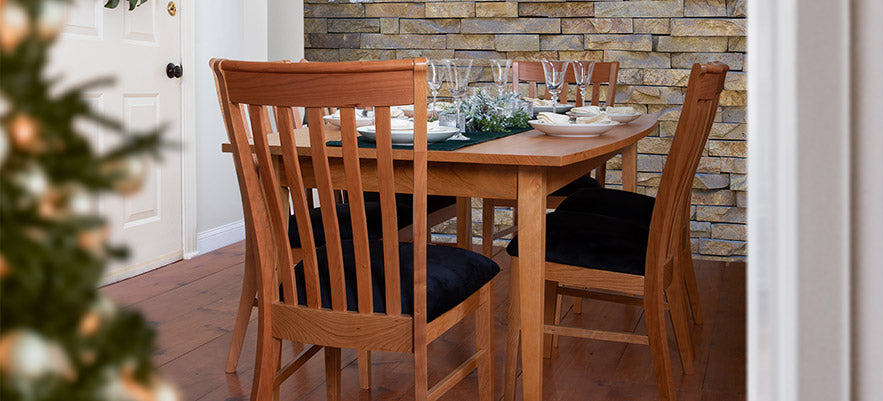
[106, 242, 745, 401]
[101, 242, 246, 306]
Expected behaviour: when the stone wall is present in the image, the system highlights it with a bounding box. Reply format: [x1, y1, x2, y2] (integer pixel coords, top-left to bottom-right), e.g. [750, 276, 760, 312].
[304, 0, 747, 260]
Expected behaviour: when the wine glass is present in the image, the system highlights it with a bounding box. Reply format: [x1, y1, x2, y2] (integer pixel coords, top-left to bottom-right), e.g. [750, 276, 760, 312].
[571, 60, 595, 107]
[490, 59, 512, 96]
[427, 59, 446, 118]
[541, 60, 569, 114]
[443, 58, 473, 140]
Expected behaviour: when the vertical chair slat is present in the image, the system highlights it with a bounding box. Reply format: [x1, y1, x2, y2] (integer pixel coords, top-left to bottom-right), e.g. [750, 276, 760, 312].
[306, 107, 348, 311]
[247, 104, 295, 302]
[339, 107, 374, 315]
[373, 106, 402, 316]
[273, 105, 315, 306]
[412, 61, 429, 328]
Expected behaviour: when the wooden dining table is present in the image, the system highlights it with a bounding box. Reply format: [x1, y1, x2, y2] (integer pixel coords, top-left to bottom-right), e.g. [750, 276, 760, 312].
[222, 114, 657, 400]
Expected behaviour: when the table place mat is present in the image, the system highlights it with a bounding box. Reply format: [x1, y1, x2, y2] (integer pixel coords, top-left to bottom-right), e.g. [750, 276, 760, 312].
[325, 127, 533, 151]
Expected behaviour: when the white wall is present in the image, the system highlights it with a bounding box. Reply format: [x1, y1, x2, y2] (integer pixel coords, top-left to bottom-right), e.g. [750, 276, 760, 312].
[193, 0, 268, 253]
[268, 0, 305, 61]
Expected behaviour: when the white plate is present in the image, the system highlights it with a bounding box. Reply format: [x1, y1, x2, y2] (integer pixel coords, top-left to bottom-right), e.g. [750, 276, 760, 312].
[356, 126, 460, 144]
[532, 104, 574, 114]
[607, 112, 642, 124]
[528, 120, 620, 137]
[323, 115, 373, 128]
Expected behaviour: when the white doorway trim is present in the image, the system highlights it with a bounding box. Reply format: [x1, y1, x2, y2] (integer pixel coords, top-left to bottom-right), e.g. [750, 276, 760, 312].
[180, 0, 198, 258]
[747, 0, 852, 400]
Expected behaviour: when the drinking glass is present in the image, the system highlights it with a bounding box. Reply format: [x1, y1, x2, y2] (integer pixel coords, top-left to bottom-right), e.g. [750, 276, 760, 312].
[427, 59, 446, 118]
[541, 60, 569, 114]
[443, 58, 473, 140]
[571, 60, 595, 107]
[490, 59, 512, 96]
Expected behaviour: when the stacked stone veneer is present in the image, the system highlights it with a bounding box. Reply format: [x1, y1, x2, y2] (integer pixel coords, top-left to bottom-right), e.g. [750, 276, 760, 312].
[304, 0, 747, 260]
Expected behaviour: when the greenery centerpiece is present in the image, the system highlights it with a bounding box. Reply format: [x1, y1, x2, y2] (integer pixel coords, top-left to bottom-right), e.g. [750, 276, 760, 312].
[458, 88, 531, 133]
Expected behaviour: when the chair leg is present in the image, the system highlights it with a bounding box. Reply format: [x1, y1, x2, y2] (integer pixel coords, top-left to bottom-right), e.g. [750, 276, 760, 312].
[666, 272, 695, 375]
[475, 285, 495, 401]
[324, 347, 341, 401]
[542, 280, 558, 358]
[252, 325, 277, 401]
[679, 236, 703, 325]
[645, 295, 677, 401]
[594, 164, 607, 187]
[503, 259, 521, 401]
[552, 294, 562, 348]
[227, 247, 258, 373]
[573, 295, 583, 314]
[414, 342, 430, 401]
[357, 351, 372, 390]
[272, 339, 282, 401]
[482, 200, 495, 257]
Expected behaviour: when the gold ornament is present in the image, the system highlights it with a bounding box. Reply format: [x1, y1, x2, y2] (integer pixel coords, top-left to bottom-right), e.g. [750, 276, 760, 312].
[78, 311, 101, 337]
[102, 156, 149, 195]
[9, 114, 41, 151]
[77, 226, 109, 256]
[0, 252, 9, 278]
[0, 1, 29, 52]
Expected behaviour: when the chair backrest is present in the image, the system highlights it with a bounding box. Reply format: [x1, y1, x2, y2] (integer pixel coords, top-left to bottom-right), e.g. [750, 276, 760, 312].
[511, 61, 619, 106]
[646, 62, 728, 292]
[212, 58, 430, 325]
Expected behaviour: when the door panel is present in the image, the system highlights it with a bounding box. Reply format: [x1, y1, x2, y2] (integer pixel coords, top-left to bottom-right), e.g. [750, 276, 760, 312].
[49, 0, 183, 283]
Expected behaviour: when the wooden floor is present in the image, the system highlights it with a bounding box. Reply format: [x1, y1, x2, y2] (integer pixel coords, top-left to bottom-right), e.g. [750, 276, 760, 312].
[102, 241, 746, 401]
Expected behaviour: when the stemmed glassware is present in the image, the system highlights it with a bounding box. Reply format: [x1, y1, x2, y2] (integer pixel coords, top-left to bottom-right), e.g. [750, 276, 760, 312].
[541, 60, 570, 114]
[442, 58, 473, 140]
[571, 60, 595, 107]
[427, 59, 446, 118]
[490, 59, 512, 96]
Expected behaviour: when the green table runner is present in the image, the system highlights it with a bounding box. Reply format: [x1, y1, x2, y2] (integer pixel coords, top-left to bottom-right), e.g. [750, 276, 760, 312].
[326, 127, 532, 151]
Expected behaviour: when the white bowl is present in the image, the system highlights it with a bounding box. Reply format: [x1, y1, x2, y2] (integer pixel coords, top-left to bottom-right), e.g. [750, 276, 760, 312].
[528, 120, 620, 137]
[323, 115, 374, 128]
[400, 103, 453, 118]
[356, 126, 460, 144]
[607, 112, 642, 124]
[532, 104, 574, 114]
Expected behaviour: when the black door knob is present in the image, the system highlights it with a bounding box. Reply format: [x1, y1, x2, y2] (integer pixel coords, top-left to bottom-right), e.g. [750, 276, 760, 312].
[166, 63, 183, 78]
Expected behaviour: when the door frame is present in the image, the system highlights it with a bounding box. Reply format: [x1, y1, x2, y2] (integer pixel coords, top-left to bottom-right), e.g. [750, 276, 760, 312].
[181, 0, 198, 258]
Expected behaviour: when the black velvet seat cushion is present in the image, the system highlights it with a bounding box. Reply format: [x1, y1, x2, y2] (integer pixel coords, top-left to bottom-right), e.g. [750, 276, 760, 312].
[505, 211, 649, 276]
[549, 175, 602, 197]
[555, 188, 655, 227]
[287, 194, 457, 248]
[292, 240, 500, 322]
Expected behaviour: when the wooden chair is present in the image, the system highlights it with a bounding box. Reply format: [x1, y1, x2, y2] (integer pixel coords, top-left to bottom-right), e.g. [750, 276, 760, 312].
[213, 57, 498, 401]
[502, 62, 728, 401]
[481, 61, 620, 257]
[215, 61, 458, 387]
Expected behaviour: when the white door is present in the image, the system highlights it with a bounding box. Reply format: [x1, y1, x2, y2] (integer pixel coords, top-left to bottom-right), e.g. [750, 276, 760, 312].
[48, 0, 183, 283]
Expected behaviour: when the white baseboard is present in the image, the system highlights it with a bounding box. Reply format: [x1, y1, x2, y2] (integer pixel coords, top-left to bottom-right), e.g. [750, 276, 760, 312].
[196, 219, 246, 256]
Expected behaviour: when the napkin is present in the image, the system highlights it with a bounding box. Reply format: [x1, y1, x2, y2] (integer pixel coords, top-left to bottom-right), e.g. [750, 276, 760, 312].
[606, 106, 637, 115]
[537, 112, 571, 124]
[570, 105, 601, 115]
[525, 97, 555, 107]
[390, 107, 405, 118]
[387, 119, 443, 131]
[331, 109, 372, 119]
[575, 112, 612, 125]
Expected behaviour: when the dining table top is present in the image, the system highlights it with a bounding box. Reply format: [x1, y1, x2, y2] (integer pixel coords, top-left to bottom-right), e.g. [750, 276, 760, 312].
[221, 114, 658, 167]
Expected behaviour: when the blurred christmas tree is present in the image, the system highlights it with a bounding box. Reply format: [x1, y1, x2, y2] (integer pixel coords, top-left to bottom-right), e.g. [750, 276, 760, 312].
[0, 0, 178, 399]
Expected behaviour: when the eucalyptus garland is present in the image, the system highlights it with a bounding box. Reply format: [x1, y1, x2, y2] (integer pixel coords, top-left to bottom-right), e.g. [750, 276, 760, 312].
[460, 88, 531, 133]
[104, 0, 147, 11]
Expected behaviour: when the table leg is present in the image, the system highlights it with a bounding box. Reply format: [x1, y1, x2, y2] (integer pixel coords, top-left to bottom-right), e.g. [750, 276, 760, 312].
[517, 167, 546, 401]
[621, 143, 638, 192]
[456, 197, 472, 249]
